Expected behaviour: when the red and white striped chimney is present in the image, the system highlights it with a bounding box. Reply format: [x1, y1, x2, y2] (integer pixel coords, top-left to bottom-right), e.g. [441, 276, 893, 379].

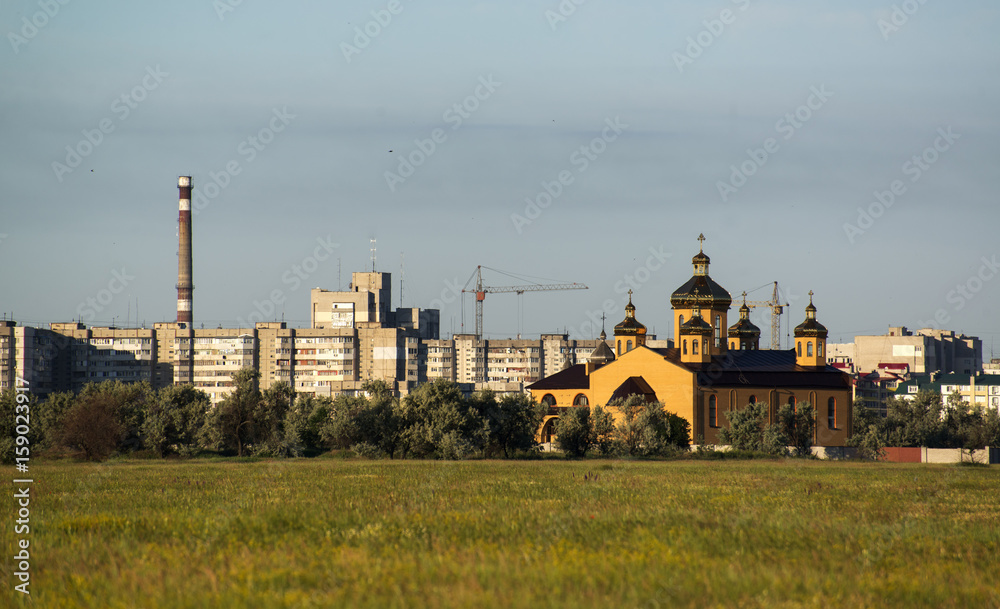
[176, 176, 193, 324]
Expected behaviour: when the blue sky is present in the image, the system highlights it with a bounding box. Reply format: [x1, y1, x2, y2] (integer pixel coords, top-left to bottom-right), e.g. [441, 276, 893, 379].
[1, 0, 998, 354]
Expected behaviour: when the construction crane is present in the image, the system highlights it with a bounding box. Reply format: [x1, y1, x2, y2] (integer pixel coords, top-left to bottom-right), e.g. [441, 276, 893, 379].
[743, 281, 789, 350]
[461, 266, 588, 341]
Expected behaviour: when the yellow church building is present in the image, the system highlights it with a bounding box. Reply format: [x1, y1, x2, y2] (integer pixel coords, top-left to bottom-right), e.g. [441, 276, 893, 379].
[529, 235, 853, 447]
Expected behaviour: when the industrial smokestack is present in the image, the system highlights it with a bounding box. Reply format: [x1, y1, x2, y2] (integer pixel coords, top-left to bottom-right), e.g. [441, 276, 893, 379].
[176, 176, 193, 324]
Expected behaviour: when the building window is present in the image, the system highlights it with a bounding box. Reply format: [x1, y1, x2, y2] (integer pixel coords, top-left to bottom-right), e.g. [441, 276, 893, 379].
[807, 342, 814, 357]
[692, 340, 699, 355]
[573, 394, 589, 406]
[703, 339, 708, 354]
[679, 315, 685, 327]
[709, 395, 717, 428]
[617, 340, 622, 356]
[541, 418, 558, 443]
[683, 340, 688, 355]
[828, 397, 836, 429]
[748, 394, 757, 405]
[730, 341, 735, 350]
[542, 394, 556, 407]
[788, 395, 796, 411]
[626, 340, 632, 352]
[797, 341, 802, 357]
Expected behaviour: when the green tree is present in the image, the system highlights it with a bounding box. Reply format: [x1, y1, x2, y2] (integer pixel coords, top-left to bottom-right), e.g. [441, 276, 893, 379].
[664, 410, 692, 450]
[610, 397, 690, 457]
[201, 367, 262, 456]
[142, 385, 211, 457]
[555, 406, 592, 457]
[321, 392, 367, 450]
[58, 393, 122, 461]
[476, 391, 545, 458]
[36, 390, 75, 451]
[283, 394, 332, 457]
[353, 380, 405, 458]
[252, 380, 295, 455]
[77, 380, 156, 453]
[774, 401, 816, 457]
[0, 389, 38, 464]
[78, 381, 156, 451]
[719, 401, 786, 456]
[590, 404, 616, 456]
[884, 392, 946, 447]
[848, 398, 886, 460]
[400, 379, 483, 459]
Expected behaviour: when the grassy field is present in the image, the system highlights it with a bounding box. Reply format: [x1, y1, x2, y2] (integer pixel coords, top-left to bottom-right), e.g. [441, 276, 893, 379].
[2, 458, 998, 609]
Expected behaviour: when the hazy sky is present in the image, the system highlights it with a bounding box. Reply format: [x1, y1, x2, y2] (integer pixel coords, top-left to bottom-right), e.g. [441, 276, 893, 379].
[2, 0, 998, 354]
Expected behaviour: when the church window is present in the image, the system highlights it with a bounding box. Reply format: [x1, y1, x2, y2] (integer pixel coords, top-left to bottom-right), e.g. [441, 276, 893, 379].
[683, 340, 688, 355]
[797, 341, 802, 357]
[715, 316, 721, 348]
[703, 339, 708, 354]
[807, 342, 814, 357]
[542, 418, 557, 443]
[788, 395, 796, 411]
[828, 397, 836, 429]
[730, 341, 735, 350]
[748, 394, 757, 405]
[709, 395, 717, 427]
[617, 340, 621, 356]
[573, 394, 589, 406]
[626, 340, 632, 352]
[692, 340, 698, 355]
[679, 315, 685, 330]
[541, 394, 556, 407]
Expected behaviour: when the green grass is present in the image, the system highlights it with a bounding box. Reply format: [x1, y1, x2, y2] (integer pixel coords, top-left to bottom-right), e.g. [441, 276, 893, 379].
[3, 459, 998, 608]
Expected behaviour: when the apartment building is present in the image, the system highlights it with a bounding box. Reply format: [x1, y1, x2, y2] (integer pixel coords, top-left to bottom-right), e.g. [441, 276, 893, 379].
[0, 320, 16, 392]
[827, 326, 982, 376]
[1, 271, 608, 401]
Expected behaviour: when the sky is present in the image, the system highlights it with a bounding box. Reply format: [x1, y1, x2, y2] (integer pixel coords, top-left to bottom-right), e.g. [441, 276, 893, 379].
[1, 0, 998, 355]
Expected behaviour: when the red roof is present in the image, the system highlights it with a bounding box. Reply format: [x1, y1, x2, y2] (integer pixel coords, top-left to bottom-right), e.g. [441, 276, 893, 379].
[877, 363, 909, 370]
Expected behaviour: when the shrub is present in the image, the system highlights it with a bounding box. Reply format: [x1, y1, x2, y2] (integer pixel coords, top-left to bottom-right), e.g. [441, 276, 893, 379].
[58, 394, 122, 461]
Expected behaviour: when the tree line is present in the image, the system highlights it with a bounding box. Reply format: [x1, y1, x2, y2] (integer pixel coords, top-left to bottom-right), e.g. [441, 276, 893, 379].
[0, 371, 548, 462]
[850, 391, 1000, 459]
[7, 373, 995, 463]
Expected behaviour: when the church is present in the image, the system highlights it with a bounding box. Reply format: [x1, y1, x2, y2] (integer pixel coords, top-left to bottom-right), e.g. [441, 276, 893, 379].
[528, 235, 853, 447]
